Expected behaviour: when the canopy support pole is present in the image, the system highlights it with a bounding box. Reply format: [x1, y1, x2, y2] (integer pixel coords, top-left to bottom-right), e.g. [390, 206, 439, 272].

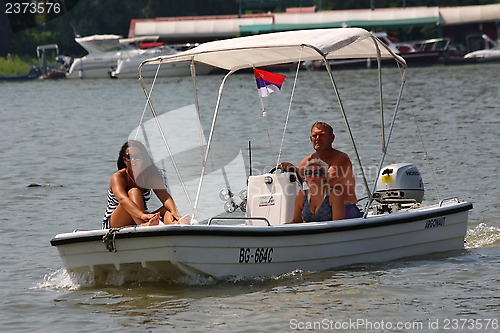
[276, 48, 303, 170]
[138, 63, 193, 210]
[375, 37, 386, 154]
[323, 58, 372, 203]
[192, 70, 235, 221]
[368, 67, 408, 207]
[361, 36, 408, 215]
[190, 59, 205, 165]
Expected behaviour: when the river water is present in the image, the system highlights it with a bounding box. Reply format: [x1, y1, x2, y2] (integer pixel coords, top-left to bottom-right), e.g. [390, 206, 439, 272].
[0, 62, 499, 332]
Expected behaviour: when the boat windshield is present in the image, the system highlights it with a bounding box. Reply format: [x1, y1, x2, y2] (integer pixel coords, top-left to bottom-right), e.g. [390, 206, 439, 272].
[103, 43, 137, 53]
[128, 104, 247, 223]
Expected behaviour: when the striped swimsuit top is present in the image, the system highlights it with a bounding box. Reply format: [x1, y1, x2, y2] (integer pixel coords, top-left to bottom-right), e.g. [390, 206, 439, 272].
[102, 169, 152, 229]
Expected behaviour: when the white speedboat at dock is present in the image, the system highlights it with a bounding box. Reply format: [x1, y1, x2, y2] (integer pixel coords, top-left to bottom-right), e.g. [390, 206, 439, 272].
[110, 44, 213, 79]
[66, 34, 146, 79]
[464, 34, 500, 63]
[51, 28, 472, 283]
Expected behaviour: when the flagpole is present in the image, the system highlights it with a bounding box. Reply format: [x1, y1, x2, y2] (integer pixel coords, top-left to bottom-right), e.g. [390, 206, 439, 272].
[256, 79, 277, 166]
[253, 68, 286, 167]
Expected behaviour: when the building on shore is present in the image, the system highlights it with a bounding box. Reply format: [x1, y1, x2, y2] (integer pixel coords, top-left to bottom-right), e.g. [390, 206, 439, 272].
[128, 4, 500, 53]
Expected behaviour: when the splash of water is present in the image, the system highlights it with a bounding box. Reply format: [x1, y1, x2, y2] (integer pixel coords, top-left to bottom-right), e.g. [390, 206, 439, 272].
[465, 223, 500, 249]
[36, 266, 307, 289]
[35, 268, 93, 290]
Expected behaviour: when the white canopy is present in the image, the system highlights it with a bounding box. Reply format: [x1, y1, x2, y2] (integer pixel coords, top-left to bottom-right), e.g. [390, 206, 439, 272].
[140, 27, 405, 72]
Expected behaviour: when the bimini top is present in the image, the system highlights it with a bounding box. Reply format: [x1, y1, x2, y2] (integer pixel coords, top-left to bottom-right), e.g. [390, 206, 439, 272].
[139, 27, 406, 72]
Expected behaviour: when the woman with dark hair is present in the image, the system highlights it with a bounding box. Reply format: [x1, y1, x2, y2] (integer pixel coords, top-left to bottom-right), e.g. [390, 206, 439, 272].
[102, 140, 185, 229]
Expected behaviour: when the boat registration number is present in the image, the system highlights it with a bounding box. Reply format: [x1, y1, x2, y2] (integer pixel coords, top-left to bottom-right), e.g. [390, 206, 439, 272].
[238, 247, 273, 263]
[425, 217, 445, 229]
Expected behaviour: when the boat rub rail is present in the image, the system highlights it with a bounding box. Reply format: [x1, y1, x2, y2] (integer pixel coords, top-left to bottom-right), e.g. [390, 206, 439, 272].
[50, 202, 472, 246]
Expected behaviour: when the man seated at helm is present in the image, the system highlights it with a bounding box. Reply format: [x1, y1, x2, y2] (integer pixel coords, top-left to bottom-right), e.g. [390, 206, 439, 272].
[281, 121, 362, 219]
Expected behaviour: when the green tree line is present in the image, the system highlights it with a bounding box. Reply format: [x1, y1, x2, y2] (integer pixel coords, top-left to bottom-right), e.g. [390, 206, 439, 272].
[1, 0, 498, 57]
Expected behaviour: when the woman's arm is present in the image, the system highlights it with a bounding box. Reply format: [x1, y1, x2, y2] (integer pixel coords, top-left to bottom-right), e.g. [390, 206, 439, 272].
[154, 188, 180, 223]
[290, 191, 305, 223]
[110, 172, 159, 225]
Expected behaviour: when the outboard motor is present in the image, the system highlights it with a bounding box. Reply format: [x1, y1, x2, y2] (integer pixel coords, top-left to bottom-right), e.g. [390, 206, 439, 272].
[374, 163, 424, 204]
[246, 172, 300, 225]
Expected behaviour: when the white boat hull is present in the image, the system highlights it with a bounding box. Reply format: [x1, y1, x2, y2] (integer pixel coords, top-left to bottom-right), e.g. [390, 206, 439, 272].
[111, 57, 213, 78]
[464, 49, 500, 62]
[66, 51, 143, 79]
[51, 201, 471, 281]
[66, 57, 121, 79]
[112, 61, 213, 78]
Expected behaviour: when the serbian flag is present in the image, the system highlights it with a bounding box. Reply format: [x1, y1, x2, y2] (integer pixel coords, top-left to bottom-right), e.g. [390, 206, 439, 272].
[254, 68, 286, 98]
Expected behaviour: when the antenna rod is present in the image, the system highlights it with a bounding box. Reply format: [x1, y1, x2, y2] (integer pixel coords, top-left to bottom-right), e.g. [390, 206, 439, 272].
[248, 141, 252, 177]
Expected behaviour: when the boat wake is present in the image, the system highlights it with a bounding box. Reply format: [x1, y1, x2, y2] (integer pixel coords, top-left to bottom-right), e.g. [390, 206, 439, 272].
[37, 267, 311, 289]
[465, 223, 500, 248]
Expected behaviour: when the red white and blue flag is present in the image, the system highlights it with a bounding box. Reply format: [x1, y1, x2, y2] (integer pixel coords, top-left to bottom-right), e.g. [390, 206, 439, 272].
[254, 68, 286, 98]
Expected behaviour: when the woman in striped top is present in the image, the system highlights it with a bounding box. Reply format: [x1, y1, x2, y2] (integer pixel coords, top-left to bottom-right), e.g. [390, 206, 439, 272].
[102, 140, 182, 229]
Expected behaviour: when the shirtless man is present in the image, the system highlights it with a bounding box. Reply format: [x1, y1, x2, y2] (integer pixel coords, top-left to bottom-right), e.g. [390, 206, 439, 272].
[281, 121, 361, 218]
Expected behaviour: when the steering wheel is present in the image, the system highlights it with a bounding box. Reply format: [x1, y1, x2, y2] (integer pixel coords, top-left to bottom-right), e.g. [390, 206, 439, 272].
[268, 166, 303, 185]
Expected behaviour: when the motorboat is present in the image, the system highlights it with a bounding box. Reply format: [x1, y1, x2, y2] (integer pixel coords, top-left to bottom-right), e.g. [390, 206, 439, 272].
[463, 34, 500, 62]
[36, 44, 67, 80]
[66, 34, 145, 79]
[444, 34, 500, 65]
[464, 48, 500, 62]
[110, 44, 213, 79]
[50, 28, 472, 283]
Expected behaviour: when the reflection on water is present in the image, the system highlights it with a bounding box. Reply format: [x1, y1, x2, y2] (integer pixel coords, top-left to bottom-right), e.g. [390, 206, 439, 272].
[38, 250, 500, 331]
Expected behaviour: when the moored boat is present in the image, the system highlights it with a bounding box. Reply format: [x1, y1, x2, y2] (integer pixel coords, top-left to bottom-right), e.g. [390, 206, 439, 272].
[110, 44, 213, 78]
[36, 44, 67, 80]
[50, 28, 472, 284]
[66, 34, 146, 79]
[463, 35, 500, 63]
[444, 34, 500, 65]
